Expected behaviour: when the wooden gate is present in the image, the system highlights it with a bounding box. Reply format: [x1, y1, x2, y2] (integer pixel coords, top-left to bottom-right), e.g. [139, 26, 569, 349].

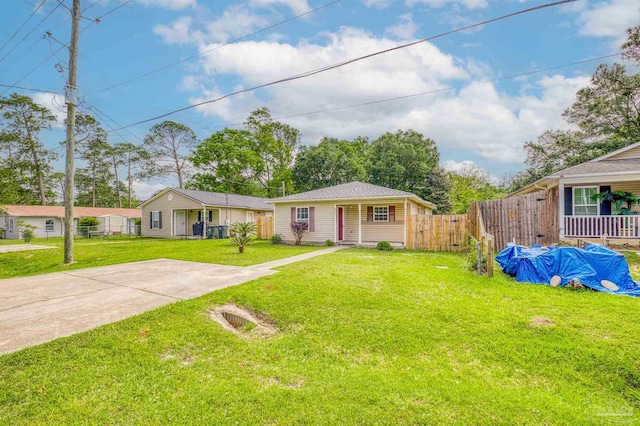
[469, 188, 558, 250]
[405, 214, 468, 252]
[256, 216, 274, 240]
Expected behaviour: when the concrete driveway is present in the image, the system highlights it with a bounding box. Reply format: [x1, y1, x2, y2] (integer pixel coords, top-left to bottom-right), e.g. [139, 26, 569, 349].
[0, 247, 344, 355]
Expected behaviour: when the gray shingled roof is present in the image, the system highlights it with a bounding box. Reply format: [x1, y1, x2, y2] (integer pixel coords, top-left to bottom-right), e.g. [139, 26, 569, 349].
[172, 188, 273, 210]
[269, 181, 434, 206]
[550, 158, 640, 177]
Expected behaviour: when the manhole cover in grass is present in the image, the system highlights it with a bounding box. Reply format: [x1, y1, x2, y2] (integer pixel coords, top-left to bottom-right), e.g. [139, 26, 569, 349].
[210, 304, 276, 338]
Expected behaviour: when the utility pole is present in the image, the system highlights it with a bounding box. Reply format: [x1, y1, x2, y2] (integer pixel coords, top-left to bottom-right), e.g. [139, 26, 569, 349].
[63, 0, 81, 264]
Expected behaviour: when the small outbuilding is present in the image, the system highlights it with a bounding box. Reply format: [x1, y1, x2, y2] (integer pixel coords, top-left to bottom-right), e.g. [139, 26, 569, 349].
[267, 181, 436, 246]
[138, 187, 273, 238]
[0, 205, 141, 239]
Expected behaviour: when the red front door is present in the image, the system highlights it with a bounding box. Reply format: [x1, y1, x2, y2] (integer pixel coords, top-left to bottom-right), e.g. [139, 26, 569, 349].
[337, 207, 344, 240]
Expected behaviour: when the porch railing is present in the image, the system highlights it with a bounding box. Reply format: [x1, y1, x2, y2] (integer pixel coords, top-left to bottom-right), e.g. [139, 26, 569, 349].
[564, 215, 640, 238]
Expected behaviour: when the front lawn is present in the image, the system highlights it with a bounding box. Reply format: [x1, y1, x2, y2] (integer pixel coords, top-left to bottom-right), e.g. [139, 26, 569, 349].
[0, 237, 321, 279]
[1, 249, 639, 424]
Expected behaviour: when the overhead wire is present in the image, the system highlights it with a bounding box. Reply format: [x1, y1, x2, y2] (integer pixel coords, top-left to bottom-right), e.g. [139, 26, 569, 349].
[188, 51, 622, 133]
[86, 0, 341, 97]
[0, 0, 48, 54]
[0, 1, 63, 65]
[0, 0, 134, 97]
[106, 0, 578, 133]
[0, 83, 61, 94]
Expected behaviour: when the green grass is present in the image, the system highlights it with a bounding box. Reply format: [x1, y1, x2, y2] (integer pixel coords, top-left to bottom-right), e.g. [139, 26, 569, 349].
[2, 249, 640, 424]
[0, 237, 321, 279]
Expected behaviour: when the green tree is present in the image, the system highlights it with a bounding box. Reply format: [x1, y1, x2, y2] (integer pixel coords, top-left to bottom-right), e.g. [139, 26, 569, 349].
[0, 93, 57, 205]
[368, 130, 451, 213]
[244, 107, 299, 197]
[448, 163, 505, 214]
[293, 137, 370, 192]
[189, 128, 263, 195]
[114, 142, 149, 208]
[143, 121, 197, 189]
[509, 25, 640, 192]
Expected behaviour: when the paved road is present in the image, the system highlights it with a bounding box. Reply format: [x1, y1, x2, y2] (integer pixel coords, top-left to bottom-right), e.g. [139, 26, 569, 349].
[0, 247, 344, 355]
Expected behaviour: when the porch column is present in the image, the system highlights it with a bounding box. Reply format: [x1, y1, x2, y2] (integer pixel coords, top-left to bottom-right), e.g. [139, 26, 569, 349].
[558, 183, 565, 239]
[403, 198, 407, 246]
[358, 203, 362, 245]
[333, 204, 337, 242]
[202, 205, 207, 238]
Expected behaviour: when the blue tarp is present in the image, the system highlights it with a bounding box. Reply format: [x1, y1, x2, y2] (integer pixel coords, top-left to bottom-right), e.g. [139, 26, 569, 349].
[496, 243, 640, 297]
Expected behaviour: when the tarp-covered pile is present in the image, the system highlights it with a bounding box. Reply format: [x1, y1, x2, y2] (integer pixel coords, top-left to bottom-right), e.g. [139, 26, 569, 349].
[496, 244, 640, 297]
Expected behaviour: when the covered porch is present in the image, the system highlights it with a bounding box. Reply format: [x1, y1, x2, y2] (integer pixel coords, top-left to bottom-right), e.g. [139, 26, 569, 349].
[559, 179, 640, 240]
[334, 202, 406, 246]
[172, 206, 224, 237]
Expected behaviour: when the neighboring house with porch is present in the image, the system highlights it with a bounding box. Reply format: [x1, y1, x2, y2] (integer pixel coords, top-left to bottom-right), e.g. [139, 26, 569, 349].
[0, 205, 141, 239]
[267, 181, 436, 246]
[139, 188, 273, 238]
[510, 141, 640, 242]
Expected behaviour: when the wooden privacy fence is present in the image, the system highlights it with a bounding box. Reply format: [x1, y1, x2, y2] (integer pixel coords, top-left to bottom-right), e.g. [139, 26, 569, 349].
[469, 188, 558, 251]
[256, 216, 273, 240]
[405, 214, 468, 252]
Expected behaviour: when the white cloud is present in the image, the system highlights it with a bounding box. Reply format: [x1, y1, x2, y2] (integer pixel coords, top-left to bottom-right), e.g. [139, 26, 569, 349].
[249, 0, 310, 14]
[33, 92, 66, 129]
[133, 181, 167, 200]
[407, 0, 488, 10]
[153, 16, 195, 44]
[385, 14, 419, 40]
[206, 5, 270, 43]
[362, 0, 392, 9]
[137, 0, 197, 10]
[182, 27, 590, 167]
[577, 0, 640, 41]
[442, 159, 476, 172]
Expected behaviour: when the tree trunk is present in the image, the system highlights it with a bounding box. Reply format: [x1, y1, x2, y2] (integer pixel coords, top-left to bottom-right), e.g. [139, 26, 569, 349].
[113, 156, 122, 208]
[128, 156, 132, 209]
[92, 161, 96, 207]
[26, 129, 46, 206]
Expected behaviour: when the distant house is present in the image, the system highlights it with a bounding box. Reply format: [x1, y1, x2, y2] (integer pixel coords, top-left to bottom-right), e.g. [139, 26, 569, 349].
[267, 181, 436, 246]
[138, 188, 273, 238]
[510, 141, 640, 241]
[0, 205, 142, 239]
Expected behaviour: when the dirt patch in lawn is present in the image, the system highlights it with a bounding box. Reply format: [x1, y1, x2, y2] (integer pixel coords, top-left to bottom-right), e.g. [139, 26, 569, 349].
[530, 317, 555, 327]
[209, 303, 276, 338]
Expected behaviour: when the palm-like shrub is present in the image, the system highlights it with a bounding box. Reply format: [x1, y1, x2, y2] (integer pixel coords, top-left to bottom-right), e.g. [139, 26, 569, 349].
[229, 222, 257, 253]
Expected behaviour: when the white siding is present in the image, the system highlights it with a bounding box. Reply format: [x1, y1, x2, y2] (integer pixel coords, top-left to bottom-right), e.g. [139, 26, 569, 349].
[142, 191, 202, 238]
[274, 202, 335, 243]
[274, 198, 421, 244]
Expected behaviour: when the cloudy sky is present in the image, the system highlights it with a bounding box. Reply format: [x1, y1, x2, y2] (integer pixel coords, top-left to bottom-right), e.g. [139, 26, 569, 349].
[1, 0, 638, 197]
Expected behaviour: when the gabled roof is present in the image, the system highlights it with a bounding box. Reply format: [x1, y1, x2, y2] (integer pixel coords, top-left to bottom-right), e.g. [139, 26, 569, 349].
[548, 158, 640, 178]
[268, 181, 436, 208]
[1, 205, 141, 218]
[139, 187, 273, 211]
[509, 141, 640, 197]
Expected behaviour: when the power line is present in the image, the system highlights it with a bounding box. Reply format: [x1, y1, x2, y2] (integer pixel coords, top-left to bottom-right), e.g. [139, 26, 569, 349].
[0, 83, 61, 94]
[0, 0, 48, 54]
[163, 51, 618, 136]
[88, 104, 145, 143]
[0, 1, 63, 65]
[0, 0, 133, 97]
[106, 0, 577, 133]
[86, 0, 341, 97]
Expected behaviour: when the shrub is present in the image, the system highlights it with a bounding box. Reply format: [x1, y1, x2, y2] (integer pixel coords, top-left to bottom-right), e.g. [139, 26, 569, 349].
[21, 228, 35, 242]
[229, 222, 257, 253]
[376, 241, 393, 251]
[270, 233, 283, 245]
[17, 220, 37, 242]
[78, 216, 99, 238]
[290, 221, 308, 246]
[325, 239, 335, 247]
